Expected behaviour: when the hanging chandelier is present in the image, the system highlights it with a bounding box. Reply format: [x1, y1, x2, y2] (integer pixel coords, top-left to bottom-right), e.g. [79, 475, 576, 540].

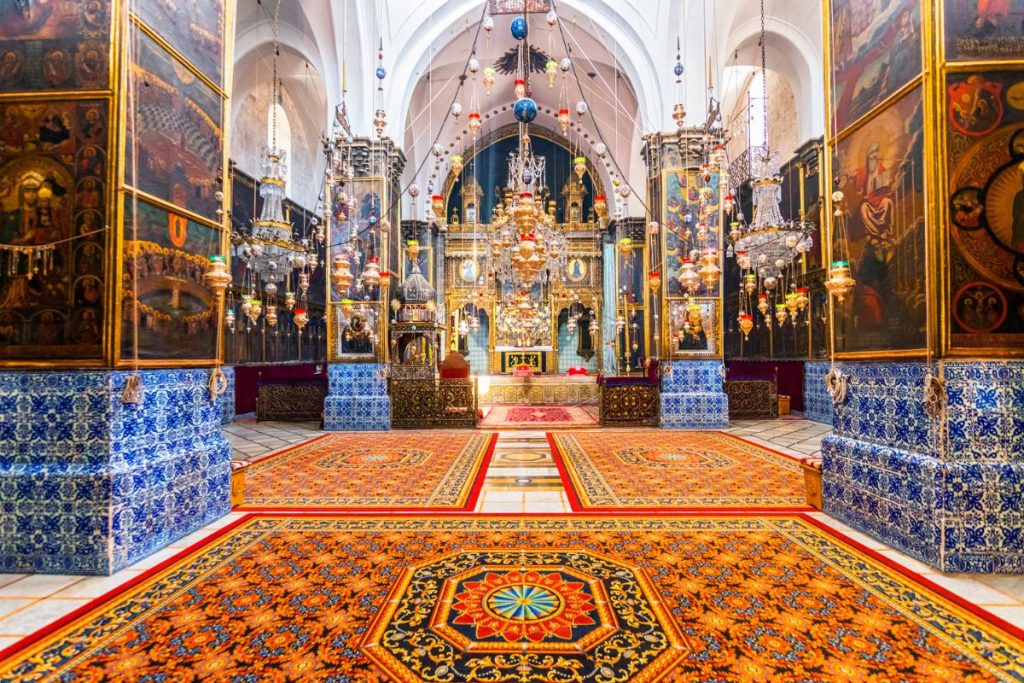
[725, 0, 814, 334]
[232, 0, 319, 326]
[496, 290, 551, 348]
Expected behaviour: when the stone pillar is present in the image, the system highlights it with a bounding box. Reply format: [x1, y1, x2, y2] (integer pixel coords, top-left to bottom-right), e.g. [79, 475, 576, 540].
[820, 4, 1024, 571]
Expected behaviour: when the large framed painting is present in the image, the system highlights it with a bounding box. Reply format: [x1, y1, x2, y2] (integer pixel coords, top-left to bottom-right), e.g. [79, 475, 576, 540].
[945, 0, 1024, 61]
[119, 197, 223, 363]
[832, 88, 927, 354]
[0, 99, 109, 362]
[947, 71, 1024, 351]
[0, 0, 110, 92]
[125, 29, 224, 222]
[829, 0, 921, 133]
[667, 297, 721, 359]
[133, 0, 225, 86]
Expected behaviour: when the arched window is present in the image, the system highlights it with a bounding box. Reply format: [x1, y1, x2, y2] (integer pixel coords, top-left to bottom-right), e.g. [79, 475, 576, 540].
[267, 101, 292, 192]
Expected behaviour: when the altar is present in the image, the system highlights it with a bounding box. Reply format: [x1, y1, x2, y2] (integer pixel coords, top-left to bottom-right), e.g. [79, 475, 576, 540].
[496, 347, 552, 374]
[479, 374, 598, 405]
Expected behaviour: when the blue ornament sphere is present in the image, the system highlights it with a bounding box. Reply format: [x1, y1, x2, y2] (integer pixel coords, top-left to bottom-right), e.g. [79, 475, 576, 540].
[376, 65, 387, 80]
[510, 16, 528, 40]
[674, 62, 684, 77]
[513, 97, 538, 123]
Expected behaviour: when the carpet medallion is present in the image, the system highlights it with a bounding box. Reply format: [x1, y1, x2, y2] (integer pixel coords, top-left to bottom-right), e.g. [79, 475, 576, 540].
[550, 431, 809, 510]
[238, 432, 497, 510]
[3, 516, 1024, 682]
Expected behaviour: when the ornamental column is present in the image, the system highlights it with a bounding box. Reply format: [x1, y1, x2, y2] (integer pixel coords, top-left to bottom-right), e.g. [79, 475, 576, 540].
[0, 1, 233, 574]
[821, 1, 1024, 572]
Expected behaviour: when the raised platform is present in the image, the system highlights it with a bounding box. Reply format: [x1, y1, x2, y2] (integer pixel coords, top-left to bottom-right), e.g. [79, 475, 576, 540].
[480, 374, 598, 405]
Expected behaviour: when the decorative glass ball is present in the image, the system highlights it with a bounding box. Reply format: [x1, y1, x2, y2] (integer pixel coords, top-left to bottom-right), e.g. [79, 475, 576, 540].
[376, 65, 386, 80]
[368, 215, 378, 225]
[510, 16, 528, 39]
[468, 58, 480, 73]
[576, 101, 588, 115]
[674, 62, 684, 77]
[764, 276, 778, 290]
[594, 142, 607, 157]
[432, 143, 443, 157]
[408, 184, 420, 198]
[546, 10, 557, 25]
[560, 57, 572, 71]
[265, 282, 278, 295]
[483, 16, 494, 32]
[451, 102, 463, 117]
[514, 97, 538, 123]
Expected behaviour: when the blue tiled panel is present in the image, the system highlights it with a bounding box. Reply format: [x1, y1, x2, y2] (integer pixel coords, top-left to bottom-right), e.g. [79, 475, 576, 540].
[218, 366, 235, 425]
[0, 369, 231, 575]
[803, 361, 832, 425]
[822, 360, 1024, 573]
[659, 361, 728, 430]
[323, 363, 390, 431]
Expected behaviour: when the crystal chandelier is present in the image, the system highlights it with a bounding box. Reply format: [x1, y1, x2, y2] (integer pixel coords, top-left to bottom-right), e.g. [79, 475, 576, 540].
[496, 290, 551, 348]
[231, 1, 319, 327]
[725, 0, 814, 335]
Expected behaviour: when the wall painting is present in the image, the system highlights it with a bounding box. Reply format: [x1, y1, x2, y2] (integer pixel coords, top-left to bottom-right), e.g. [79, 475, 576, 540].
[829, 0, 921, 133]
[947, 70, 1024, 350]
[0, 99, 109, 360]
[133, 0, 225, 85]
[125, 29, 224, 222]
[0, 0, 109, 92]
[120, 197, 221, 362]
[833, 88, 927, 353]
[945, 0, 1024, 61]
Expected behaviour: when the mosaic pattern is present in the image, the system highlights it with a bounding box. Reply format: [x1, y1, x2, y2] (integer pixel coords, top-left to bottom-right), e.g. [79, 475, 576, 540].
[239, 432, 496, 510]
[217, 365, 235, 425]
[824, 361, 1024, 573]
[3, 516, 1024, 681]
[0, 369, 230, 574]
[550, 431, 806, 510]
[323, 363, 390, 431]
[659, 360, 728, 429]
[803, 361, 833, 425]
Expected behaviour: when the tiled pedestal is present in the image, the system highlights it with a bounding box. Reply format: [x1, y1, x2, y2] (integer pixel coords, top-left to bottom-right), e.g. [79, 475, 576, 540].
[218, 365, 235, 425]
[660, 361, 728, 429]
[323, 363, 391, 431]
[803, 361, 832, 425]
[0, 369, 231, 575]
[822, 361, 1024, 573]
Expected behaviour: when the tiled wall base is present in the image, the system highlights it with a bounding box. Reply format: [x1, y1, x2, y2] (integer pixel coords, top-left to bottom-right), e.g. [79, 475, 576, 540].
[822, 361, 1024, 573]
[322, 363, 390, 431]
[0, 369, 231, 575]
[660, 361, 728, 429]
[218, 366, 235, 425]
[803, 361, 832, 425]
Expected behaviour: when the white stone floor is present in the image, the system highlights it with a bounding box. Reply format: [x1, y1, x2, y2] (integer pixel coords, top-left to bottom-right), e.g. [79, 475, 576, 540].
[2, 417, 1024, 653]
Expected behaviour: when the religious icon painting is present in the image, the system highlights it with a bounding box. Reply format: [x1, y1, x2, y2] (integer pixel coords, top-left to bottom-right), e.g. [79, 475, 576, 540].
[832, 87, 927, 354]
[829, 0, 922, 133]
[566, 257, 588, 283]
[120, 197, 222, 362]
[945, 0, 1024, 62]
[459, 258, 479, 283]
[670, 297, 721, 359]
[0, 0, 110, 92]
[947, 70, 1024, 350]
[124, 28, 224, 222]
[133, 0, 225, 86]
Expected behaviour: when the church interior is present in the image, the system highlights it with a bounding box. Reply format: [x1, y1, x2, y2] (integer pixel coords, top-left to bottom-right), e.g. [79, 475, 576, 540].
[2, 0, 1024, 679]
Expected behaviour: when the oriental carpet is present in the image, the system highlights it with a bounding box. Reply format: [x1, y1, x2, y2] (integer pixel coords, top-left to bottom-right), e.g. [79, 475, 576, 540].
[237, 431, 497, 511]
[2, 515, 1023, 681]
[480, 404, 599, 428]
[549, 430, 809, 511]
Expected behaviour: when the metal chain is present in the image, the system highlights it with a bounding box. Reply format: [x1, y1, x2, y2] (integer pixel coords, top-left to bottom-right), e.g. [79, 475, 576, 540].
[760, 0, 768, 147]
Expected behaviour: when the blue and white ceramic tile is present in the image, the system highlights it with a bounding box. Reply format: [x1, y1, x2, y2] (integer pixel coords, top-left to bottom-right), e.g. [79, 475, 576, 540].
[218, 366, 235, 425]
[323, 363, 391, 431]
[659, 361, 728, 429]
[0, 369, 231, 575]
[803, 361, 832, 425]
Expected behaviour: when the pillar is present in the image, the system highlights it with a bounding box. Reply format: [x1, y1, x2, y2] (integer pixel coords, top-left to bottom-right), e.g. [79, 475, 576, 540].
[643, 133, 728, 429]
[322, 137, 404, 431]
[820, 2, 1024, 572]
[0, 2, 234, 574]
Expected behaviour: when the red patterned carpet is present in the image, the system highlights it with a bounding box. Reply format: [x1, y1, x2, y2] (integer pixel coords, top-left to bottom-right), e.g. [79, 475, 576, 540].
[549, 430, 809, 510]
[480, 404, 598, 428]
[2, 515, 1023, 681]
[238, 432, 497, 511]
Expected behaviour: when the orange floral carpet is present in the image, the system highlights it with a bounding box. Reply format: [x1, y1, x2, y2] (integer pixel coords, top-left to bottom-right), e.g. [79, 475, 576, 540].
[238, 432, 497, 510]
[549, 430, 809, 510]
[3, 515, 1023, 681]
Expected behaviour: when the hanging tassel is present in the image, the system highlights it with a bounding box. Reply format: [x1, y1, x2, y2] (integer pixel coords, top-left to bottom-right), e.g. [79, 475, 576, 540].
[122, 374, 142, 405]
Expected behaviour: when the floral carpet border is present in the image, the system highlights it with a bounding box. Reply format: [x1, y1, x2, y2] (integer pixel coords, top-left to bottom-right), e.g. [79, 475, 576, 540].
[547, 430, 813, 513]
[3, 513, 1024, 680]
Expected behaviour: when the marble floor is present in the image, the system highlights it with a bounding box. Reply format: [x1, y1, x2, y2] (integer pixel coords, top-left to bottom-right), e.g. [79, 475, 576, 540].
[2, 418, 1024, 653]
